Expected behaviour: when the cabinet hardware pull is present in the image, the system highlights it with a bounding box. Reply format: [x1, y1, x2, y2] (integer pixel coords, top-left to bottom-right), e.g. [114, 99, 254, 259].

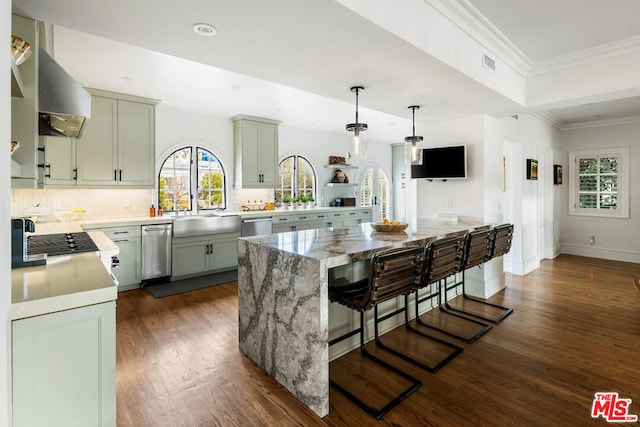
[73, 168, 78, 181]
[114, 169, 117, 181]
[119, 170, 122, 181]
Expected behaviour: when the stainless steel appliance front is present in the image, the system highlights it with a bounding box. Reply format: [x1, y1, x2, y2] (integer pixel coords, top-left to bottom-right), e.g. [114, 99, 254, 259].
[241, 217, 273, 237]
[141, 223, 172, 281]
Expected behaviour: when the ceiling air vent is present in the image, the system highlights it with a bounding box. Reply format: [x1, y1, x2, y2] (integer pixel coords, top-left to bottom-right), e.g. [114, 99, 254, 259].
[482, 54, 496, 71]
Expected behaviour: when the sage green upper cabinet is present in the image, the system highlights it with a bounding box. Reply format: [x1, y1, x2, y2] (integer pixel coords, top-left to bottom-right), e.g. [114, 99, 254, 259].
[76, 89, 159, 187]
[232, 115, 280, 188]
[40, 136, 77, 186]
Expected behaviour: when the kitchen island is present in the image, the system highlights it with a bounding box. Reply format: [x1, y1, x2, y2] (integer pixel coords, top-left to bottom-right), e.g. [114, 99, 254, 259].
[237, 220, 489, 417]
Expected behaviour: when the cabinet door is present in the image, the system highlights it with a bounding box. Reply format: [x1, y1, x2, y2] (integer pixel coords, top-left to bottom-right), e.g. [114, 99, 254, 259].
[273, 224, 293, 233]
[12, 301, 116, 427]
[211, 236, 239, 271]
[43, 136, 76, 186]
[258, 122, 278, 187]
[172, 239, 209, 278]
[110, 238, 141, 289]
[118, 100, 155, 186]
[76, 96, 118, 186]
[240, 120, 262, 187]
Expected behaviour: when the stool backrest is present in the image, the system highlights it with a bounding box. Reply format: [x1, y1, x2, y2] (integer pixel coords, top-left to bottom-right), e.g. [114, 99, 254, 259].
[423, 235, 465, 286]
[491, 223, 514, 259]
[461, 228, 495, 270]
[369, 246, 425, 306]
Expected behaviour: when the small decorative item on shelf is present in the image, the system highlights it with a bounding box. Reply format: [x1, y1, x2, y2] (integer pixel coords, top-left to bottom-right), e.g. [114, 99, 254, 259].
[329, 155, 347, 165]
[290, 196, 300, 209]
[11, 140, 20, 156]
[11, 35, 32, 65]
[331, 169, 347, 183]
[553, 164, 562, 185]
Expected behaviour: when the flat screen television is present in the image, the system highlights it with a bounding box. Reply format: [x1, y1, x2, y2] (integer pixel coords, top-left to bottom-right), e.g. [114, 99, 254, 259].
[411, 145, 467, 179]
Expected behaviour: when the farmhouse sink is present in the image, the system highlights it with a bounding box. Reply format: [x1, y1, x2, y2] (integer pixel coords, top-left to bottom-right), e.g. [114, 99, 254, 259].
[172, 214, 241, 238]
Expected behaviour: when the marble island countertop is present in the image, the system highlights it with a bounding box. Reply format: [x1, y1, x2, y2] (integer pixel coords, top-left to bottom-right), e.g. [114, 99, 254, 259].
[241, 220, 485, 266]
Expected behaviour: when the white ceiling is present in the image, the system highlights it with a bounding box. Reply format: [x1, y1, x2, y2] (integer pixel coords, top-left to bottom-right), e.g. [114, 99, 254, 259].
[11, 0, 640, 139]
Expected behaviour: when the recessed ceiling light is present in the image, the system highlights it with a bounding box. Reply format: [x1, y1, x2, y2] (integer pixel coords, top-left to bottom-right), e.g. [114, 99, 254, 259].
[193, 23, 217, 37]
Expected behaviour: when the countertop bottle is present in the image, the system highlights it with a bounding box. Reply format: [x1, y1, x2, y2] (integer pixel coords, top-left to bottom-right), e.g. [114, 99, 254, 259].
[150, 204, 156, 217]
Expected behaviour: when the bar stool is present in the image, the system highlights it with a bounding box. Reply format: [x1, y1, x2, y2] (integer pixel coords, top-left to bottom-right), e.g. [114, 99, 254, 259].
[328, 246, 424, 419]
[491, 223, 514, 259]
[442, 227, 513, 323]
[414, 235, 492, 343]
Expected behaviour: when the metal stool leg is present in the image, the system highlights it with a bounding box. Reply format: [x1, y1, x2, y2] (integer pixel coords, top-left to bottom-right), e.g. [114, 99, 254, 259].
[371, 294, 463, 374]
[330, 311, 422, 420]
[415, 279, 492, 343]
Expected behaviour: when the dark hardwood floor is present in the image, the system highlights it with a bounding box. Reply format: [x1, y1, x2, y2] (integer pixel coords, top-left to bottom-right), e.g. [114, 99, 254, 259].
[115, 255, 640, 426]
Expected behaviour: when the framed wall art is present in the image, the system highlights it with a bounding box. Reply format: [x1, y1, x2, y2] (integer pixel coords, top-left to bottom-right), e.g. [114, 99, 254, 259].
[527, 159, 538, 180]
[554, 164, 562, 185]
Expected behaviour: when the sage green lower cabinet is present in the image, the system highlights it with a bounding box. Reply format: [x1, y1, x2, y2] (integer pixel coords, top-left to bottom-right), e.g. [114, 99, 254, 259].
[101, 226, 141, 291]
[172, 232, 239, 279]
[12, 301, 116, 427]
[272, 215, 292, 233]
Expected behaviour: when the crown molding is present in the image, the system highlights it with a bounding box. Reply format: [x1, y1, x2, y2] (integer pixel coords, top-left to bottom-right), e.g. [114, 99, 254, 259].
[530, 111, 564, 130]
[528, 35, 640, 77]
[559, 114, 640, 131]
[423, 0, 532, 76]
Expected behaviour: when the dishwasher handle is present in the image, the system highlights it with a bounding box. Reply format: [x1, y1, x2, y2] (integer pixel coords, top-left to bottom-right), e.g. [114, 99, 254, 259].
[143, 224, 172, 231]
[242, 217, 273, 223]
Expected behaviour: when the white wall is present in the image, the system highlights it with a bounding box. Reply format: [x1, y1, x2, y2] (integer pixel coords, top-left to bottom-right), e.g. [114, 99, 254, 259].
[559, 122, 640, 263]
[155, 105, 393, 208]
[491, 114, 562, 275]
[414, 115, 485, 222]
[413, 114, 561, 297]
[3, 0, 13, 424]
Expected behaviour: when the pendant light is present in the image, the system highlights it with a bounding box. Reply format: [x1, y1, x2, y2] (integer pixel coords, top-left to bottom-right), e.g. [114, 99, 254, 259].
[405, 105, 423, 165]
[346, 86, 367, 160]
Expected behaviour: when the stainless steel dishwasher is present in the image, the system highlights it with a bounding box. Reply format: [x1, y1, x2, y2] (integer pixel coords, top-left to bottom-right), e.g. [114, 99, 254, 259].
[241, 217, 273, 237]
[141, 223, 172, 281]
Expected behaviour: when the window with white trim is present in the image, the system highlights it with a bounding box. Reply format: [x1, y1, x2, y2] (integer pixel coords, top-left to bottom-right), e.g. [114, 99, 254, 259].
[158, 146, 227, 212]
[276, 155, 317, 203]
[569, 147, 629, 218]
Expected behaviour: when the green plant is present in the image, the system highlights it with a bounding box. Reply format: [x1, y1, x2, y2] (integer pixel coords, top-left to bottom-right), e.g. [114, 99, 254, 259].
[290, 196, 300, 203]
[300, 195, 309, 203]
[282, 196, 291, 203]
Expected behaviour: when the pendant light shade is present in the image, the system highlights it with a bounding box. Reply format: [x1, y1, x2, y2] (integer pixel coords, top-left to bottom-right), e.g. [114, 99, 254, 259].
[405, 105, 423, 165]
[346, 86, 367, 160]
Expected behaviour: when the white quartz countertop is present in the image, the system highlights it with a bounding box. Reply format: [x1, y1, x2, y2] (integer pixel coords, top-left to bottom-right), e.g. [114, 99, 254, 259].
[11, 252, 118, 320]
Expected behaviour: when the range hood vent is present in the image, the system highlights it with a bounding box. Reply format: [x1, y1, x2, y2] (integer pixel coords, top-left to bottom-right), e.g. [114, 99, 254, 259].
[38, 48, 91, 138]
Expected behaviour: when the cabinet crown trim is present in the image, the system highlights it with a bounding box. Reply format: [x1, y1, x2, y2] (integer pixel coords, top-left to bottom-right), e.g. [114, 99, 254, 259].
[85, 87, 161, 105]
[231, 114, 282, 125]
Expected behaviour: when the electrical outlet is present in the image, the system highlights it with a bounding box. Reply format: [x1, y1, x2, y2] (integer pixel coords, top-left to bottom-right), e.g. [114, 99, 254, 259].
[589, 235, 595, 245]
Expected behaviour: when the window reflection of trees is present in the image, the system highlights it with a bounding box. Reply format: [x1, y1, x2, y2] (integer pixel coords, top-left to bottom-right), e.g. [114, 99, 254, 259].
[276, 155, 316, 203]
[159, 147, 226, 212]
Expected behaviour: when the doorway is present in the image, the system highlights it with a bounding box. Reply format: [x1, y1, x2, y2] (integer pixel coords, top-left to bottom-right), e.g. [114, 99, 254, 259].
[358, 161, 391, 222]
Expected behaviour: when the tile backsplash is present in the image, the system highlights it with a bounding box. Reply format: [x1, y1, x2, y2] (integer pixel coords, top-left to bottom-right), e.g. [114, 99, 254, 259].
[12, 188, 278, 221]
[12, 189, 154, 221]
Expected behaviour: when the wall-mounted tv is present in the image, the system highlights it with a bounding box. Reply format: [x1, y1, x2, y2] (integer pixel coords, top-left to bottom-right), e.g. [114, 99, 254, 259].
[411, 145, 467, 180]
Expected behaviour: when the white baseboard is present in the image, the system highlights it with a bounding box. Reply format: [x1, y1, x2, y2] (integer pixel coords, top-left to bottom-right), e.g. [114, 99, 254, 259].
[561, 244, 640, 264]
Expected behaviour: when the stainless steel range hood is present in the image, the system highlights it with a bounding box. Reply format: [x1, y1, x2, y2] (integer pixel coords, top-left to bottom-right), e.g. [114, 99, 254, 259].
[38, 48, 91, 138]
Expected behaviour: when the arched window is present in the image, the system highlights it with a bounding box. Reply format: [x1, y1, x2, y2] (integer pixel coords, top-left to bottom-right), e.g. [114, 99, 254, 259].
[359, 164, 391, 221]
[276, 155, 317, 203]
[158, 146, 227, 212]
